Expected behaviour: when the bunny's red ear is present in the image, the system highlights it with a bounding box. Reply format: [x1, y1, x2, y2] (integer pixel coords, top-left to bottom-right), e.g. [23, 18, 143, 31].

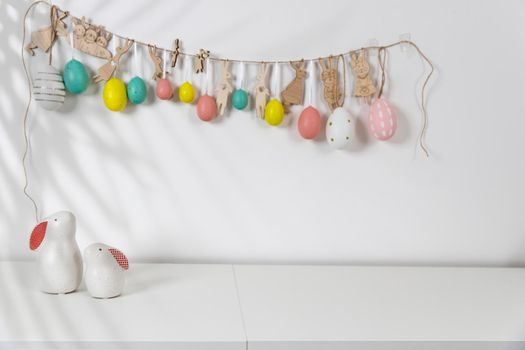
[109, 248, 129, 270]
[30, 221, 47, 251]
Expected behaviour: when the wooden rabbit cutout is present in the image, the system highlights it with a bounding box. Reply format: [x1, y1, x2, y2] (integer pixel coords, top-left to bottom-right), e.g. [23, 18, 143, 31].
[93, 39, 133, 83]
[71, 17, 112, 59]
[254, 63, 270, 119]
[318, 56, 343, 111]
[350, 50, 376, 102]
[195, 49, 210, 74]
[281, 60, 306, 110]
[148, 45, 163, 81]
[26, 6, 68, 58]
[216, 61, 233, 116]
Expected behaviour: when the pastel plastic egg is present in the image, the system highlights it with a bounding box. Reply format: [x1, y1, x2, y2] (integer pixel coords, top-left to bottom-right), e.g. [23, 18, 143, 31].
[127, 76, 147, 104]
[298, 106, 322, 139]
[63, 59, 88, 94]
[156, 78, 173, 100]
[369, 98, 398, 141]
[232, 89, 248, 110]
[196, 95, 217, 121]
[264, 99, 285, 126]
[179, 81, 195, 103]
[103, 78, 127, 112]
[33, 64, 65, 111]
[326, 107, 354, 149]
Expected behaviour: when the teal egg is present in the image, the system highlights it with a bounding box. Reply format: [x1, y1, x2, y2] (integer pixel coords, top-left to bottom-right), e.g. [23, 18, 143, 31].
[63, 59, 88, 94]
[232, 89, 248, 110]
[127, 76, 147, 104]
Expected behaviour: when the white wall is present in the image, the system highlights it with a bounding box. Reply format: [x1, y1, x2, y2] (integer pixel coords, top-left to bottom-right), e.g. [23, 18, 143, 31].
[1, 0, 524, 265]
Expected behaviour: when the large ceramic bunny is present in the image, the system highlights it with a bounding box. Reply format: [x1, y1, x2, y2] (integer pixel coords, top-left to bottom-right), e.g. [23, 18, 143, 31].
[29, 211, 83, 294]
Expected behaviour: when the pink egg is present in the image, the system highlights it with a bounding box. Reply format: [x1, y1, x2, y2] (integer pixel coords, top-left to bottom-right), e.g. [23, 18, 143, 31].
[369, 98, 398, 141]
[196, 95, 217, 121]
[298, 106, 322, 139]
[156, 79, 173, 100]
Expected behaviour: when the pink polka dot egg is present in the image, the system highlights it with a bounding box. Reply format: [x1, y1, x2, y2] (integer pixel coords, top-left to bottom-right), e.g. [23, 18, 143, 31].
[368, 98, 398, 141]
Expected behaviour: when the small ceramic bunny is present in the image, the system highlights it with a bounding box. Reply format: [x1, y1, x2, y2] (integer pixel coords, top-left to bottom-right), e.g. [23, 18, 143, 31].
[84, 243, 129, 298]
[29, 211, 83, 294]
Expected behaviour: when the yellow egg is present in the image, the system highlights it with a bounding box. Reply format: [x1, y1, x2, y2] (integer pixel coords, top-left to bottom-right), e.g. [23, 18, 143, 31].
[179, 81, 195, 103]
[264, 99, 285, 126]
[103, 78, 127, 112]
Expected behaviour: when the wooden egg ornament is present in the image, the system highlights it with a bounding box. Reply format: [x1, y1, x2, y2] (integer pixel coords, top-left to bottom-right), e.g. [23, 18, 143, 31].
[326, 107, 354, 149]
[33, 64, 65, 111]
[103, 78, 127, 112]
[156, 78, 173, 100]
[63, 59, 89, 94]
[127, 76, 147, 104]
[196, 94, 218, 121]
[179, 81, 195, 103]
[369, 98, 398, 141]
[264, 99, 285, 126]
[298, 106, 322, 140]
[232, 89, 248, 110]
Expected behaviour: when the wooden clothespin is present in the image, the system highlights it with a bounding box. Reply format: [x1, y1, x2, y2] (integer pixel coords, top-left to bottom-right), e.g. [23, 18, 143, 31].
[170, 39, 180, 68]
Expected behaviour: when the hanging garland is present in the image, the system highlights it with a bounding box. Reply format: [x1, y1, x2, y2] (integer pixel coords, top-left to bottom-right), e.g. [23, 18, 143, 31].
[21, 1, 435, 221]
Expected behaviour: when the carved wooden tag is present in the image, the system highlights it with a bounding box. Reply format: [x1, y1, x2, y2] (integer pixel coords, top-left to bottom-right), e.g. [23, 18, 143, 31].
[281, 60, 306, 110]
[71, 17, 112, 59]
[148, 45, 163, 81]
[318, 56, 343, 111]
[93, 39, 133, 83]
[194, 49, 210, 74]
[216, 61, 233, 116]
[254, 63, 270, 119]
[26, 6, 68, 57]
[350, 50, 376, 100]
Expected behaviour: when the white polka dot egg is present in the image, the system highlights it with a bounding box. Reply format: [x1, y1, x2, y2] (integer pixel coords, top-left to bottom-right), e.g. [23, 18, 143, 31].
[326, 107, 354, 149]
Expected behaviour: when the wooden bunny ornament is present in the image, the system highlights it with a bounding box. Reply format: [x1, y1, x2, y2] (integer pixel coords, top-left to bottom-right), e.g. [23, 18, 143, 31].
[26, 6, 68, 57]
[281, 60, 307, 110]
[148, 45, 163, 81]
[93, 39, 133, 83]
[318, 56, 343, 111]
[216, 61, 233, 116]
[350, 50, 376, 101]
[254, 63, 270, 119]
[195, 49, 210, 74]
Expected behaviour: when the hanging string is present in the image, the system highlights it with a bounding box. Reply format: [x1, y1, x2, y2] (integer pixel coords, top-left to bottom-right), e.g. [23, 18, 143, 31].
[272, 62, 280, 98]
[306, 59, 316, 107]
[162, 49, 167, 79]
[21, 0, 51, 222]
[236, 61, 245, 90]
[133, 41, 139, 77]
[377, 47, 387, 99]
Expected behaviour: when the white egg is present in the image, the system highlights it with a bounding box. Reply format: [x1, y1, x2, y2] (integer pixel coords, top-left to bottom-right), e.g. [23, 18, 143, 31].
[33, 64, 65, 111]
[325, 107, 354, 149]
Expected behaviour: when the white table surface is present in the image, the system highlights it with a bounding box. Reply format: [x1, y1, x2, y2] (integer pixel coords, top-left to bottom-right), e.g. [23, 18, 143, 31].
[0, 262, 246, 350]
[2, 262, 525, 350]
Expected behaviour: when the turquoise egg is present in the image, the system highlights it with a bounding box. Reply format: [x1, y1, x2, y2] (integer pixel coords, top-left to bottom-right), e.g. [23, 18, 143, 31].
[127, 76, 147, 104]
[63, 59, 88, 94]
[232, 89, 248, 110]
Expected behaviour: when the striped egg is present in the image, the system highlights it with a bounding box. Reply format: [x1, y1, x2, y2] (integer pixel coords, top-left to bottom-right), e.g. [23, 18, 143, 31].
[33, 64, 65, 111]
[369, 98, 398, 141]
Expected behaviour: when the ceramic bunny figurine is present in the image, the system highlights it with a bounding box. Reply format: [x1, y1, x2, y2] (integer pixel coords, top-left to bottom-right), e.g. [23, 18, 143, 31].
[84, 243, 129, 298]
[29, 211, 83, 294]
